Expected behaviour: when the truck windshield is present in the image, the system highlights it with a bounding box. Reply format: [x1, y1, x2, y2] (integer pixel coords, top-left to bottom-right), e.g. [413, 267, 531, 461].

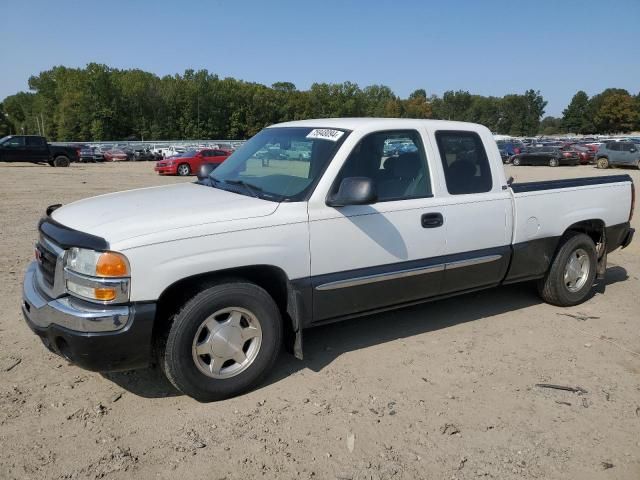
[210, 127, 350, 202]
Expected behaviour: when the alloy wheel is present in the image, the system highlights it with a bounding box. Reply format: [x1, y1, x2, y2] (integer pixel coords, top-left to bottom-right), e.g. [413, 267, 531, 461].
[191, 307, 263, 379]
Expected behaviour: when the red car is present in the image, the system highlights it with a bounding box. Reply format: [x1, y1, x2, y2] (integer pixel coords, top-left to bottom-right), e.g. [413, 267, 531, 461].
[103, 149, 129, 162]
[155, 149, 232, 176]
[567, 143, 595, 165]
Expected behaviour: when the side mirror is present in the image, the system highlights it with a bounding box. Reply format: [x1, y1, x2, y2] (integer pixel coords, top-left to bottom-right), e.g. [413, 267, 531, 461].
[327, 177, 377, 207]
[630, 148, 637, 153]
[197, 163, 216, 181]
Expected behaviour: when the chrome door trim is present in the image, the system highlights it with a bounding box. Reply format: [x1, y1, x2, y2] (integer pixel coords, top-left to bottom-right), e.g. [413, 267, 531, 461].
[314, 254, 503, 291]
[315, 264, 445, 291]
[444, 254, 503, 270]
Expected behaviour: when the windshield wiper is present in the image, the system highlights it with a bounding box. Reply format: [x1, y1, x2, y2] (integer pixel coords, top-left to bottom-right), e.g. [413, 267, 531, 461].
[223, 179, 263, 198]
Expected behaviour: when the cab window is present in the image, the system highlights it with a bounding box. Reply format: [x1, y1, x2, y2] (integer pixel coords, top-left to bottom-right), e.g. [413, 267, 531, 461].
[435, 131, 493, 195]
[332, 130, 432, 202]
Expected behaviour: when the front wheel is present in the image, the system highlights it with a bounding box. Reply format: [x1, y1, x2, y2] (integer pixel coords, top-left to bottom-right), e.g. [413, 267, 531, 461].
[162, 281, 283, 401]
[596, 157, 609, 169]
[177, 163, 191, 176]
[537, 232, 597, 307]
[549, 158, 559, 167]
[512, 157, 521, 166]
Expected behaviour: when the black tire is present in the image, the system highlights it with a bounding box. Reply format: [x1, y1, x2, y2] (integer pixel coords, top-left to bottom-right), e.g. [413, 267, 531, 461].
[162, 281, 283, 401]
[52, 156, 70, 167]
[537, 232, 597, 307]
[177, 163, 191, 176]
[549, 157, 559, 167]
[512, 157, 521, 166]
[596, 157, 609, 169]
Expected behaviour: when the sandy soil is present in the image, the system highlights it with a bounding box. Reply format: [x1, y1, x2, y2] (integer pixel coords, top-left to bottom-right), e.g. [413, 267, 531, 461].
[0, 161, 638, 480]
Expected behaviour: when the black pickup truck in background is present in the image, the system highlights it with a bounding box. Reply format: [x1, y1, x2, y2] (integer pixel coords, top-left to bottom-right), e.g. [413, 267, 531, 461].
[0, 135, 80, 167]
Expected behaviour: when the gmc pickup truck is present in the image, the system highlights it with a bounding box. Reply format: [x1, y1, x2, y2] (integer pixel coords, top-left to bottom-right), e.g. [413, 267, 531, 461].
[0, 135, 79, 166]
[22, 119, 635, 401]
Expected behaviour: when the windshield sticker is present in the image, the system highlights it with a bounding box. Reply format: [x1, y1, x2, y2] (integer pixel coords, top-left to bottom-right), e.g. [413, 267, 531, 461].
[306, 129, 344, 142]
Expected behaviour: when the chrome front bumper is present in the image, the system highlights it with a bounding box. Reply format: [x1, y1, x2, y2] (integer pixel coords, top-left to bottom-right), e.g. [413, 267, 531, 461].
[22, 262, 130, 333]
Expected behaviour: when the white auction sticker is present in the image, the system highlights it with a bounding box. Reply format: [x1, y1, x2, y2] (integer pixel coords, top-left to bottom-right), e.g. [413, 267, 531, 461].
[306, 128, 344, 142]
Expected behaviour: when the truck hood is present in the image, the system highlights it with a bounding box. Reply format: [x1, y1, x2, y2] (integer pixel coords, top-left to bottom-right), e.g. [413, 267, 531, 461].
[51, 183, 279, 245]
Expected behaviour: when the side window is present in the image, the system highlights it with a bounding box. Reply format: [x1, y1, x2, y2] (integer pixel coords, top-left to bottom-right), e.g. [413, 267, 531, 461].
[214, 150, 226, 156]
[4, 136, 25, 147]
[332, 130, 432, 202]
[624, 143, 635, 152]
[435, 131, 493, 195]
[26, 137, 45, 147]
[607, 142, 620, 152]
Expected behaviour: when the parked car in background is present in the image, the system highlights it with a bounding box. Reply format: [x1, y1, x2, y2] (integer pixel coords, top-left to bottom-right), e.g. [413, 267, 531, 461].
[155, 148, 232, 176]
[79, 146, 102, 162]
[0, 135, 79, 167]
[103, 148, 129, 162]
[596, 142, 640, 169]
[133, 148, 159, 161]
[496, 140, 525, 157]
[568, 144, 595, 165]
[511, 146, 580, 167]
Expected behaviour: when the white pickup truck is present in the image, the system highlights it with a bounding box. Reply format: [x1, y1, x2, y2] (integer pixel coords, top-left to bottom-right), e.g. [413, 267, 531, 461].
[22, 119, 635, 401]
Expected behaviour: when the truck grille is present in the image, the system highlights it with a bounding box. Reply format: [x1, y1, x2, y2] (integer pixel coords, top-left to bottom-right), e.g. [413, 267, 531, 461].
[36, 242, 58, 287]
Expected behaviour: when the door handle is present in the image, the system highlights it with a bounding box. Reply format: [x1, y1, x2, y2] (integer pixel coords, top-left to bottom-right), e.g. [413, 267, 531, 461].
[421, 212, 443, 228]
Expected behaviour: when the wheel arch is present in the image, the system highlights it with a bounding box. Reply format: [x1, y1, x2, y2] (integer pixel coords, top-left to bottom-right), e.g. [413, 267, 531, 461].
[153, 264, 306, 360]
[563, 219, 605, 246]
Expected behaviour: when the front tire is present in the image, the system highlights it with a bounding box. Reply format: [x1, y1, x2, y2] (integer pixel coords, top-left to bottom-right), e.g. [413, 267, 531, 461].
[162, 281, 283, 401]
[512, 157, 521, 166]
[596, 157, 609, 169]
[177, 163, 191, 176]
[537, 232, 597, 307]
[549, 158, 559, 167]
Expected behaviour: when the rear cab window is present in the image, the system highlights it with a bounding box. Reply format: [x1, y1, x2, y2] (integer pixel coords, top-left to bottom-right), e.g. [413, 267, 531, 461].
[435, 131, 493, 195]
[26, 136, 46, 147]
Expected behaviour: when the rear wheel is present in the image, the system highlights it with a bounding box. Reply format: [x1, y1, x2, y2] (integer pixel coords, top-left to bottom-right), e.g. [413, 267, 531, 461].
[596, 157, 609, 169]
[177, 163, 191, 176]
[537, 232, 597, 307]
[512, 157, 521, 166]
[162, 281, 283, 401]
[52, 156, 70, 167]
[549, 158, 559, 167]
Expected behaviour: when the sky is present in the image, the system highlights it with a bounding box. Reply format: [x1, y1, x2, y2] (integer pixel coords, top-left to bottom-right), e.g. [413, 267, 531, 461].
[1, 0, 639, 117]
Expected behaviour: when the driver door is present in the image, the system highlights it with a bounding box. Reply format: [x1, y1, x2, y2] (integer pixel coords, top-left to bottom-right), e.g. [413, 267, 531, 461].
[308, 130, 446, 323]
[1, 136, 26, 162]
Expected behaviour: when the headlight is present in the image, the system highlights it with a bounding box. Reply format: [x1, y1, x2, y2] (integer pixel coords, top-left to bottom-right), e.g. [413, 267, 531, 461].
[64, 248, 130, 303]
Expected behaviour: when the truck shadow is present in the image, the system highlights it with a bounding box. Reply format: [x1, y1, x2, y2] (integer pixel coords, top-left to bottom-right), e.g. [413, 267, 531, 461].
[103, 266, 628, 399]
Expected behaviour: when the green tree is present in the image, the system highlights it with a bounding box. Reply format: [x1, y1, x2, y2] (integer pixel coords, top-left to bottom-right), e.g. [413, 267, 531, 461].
[0, 103, 13, 136]
[591, 89, 638, 133]
[562, 90, 592, 133]
[539, 116, 565, 135]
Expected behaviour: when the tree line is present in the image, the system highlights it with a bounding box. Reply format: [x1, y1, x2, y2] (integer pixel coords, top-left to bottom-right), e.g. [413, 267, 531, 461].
[0, 63, 637, 141]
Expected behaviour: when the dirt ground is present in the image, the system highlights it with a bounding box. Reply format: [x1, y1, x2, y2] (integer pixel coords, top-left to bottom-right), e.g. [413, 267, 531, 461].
[0, 161, 638, 480]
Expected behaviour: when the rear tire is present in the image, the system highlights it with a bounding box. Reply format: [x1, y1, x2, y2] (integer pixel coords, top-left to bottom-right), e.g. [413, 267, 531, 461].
[512, 157, 521, 166]
[549, 158, 559, 167]
[162, 281, 283, 402]
[596, 157, 609, 169]
[52, 156, 70, 167]
[537, 232, 597, 307]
